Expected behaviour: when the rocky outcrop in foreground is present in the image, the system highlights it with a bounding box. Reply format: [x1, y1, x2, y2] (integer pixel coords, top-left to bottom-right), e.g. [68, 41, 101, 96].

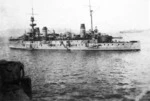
[0, 60, 32, 101]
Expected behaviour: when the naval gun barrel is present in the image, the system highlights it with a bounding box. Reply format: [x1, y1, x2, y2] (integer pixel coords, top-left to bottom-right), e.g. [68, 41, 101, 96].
[112, 37, 123, 39]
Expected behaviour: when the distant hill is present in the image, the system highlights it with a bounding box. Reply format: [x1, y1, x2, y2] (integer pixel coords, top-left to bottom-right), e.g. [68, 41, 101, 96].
[0, 28, 26, 38]
[119, 29, 150, 34]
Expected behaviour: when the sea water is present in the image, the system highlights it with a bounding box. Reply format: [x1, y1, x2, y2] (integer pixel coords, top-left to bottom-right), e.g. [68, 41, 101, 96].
[0, 31, 150, 101]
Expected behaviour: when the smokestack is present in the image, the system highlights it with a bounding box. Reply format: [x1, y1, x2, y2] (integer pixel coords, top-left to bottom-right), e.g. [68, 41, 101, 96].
[80, 24, 86, 38]
[42, 27, 48, 40]
[35, 27, 40, 38]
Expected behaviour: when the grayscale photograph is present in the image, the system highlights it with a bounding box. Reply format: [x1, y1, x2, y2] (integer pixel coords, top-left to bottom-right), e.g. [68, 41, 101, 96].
[0, 0, 150, 101]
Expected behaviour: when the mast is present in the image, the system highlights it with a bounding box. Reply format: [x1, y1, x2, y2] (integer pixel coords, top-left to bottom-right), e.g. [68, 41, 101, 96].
[30, 8, 36, 31]
[89, 0, 93, 31]
[30, 1, 36, 40]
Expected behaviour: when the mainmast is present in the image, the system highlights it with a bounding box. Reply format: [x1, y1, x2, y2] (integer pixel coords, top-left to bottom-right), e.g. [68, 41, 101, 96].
[89, 0, 93, 31]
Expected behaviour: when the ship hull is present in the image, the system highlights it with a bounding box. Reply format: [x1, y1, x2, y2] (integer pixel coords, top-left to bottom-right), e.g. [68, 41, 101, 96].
[9, 40, 141, 51]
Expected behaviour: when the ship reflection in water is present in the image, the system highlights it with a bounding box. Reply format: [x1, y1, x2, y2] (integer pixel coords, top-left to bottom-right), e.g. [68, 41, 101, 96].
[1, 37, 150, 101]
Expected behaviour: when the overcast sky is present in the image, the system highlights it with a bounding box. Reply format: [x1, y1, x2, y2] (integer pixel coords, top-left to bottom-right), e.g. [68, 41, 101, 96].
[0, 0, 150, 33]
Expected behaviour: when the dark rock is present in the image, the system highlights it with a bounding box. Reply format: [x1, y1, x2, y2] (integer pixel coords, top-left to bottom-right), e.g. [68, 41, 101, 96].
[1, 89, 30, 101]
[21, 76, 32, 99]
[0, 60, 32, 101]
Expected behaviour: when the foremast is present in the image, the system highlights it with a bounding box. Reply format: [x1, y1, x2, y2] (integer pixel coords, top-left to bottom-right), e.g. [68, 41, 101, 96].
[89, 0, 93, 31]
[30, 8, 36, 40]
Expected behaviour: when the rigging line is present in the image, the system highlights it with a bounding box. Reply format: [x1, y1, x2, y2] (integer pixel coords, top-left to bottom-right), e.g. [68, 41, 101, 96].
[32, 0, 34, 17]
[89, 0, 91, 11]
[30, 0, 35, 17]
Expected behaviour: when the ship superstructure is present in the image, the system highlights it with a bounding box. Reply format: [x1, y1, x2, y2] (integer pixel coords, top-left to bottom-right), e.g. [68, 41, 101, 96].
[9, 21, 140, 51]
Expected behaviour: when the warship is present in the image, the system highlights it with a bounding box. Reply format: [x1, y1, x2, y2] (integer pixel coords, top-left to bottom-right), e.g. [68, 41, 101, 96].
[9, 2, 140, 51]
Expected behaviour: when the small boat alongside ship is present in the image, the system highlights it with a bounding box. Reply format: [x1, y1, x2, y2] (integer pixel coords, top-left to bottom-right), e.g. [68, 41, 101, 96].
[9, 2, 140, 51]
